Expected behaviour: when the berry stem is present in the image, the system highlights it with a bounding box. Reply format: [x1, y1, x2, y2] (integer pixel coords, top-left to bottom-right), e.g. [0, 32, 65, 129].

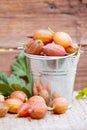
[48, 27, 55, 34]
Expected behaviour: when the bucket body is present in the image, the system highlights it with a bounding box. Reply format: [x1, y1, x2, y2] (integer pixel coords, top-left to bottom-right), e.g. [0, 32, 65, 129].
[24, 52, 80, 106]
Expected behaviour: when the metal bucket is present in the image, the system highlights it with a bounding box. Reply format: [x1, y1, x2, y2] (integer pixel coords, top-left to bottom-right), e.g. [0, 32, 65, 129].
[24, 52, 80, 106]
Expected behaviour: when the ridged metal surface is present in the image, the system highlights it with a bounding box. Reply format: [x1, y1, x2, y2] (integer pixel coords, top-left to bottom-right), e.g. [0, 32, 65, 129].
[25, 52, 80, 105]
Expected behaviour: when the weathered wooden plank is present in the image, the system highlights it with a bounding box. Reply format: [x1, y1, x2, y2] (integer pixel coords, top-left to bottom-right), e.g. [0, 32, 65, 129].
[75, 77, 87, 90]
[0, 0, 86, 16]
[0, 0, 82, 16]
[0, 35, 29, 48]
[0, 50, 20, 76]
[0, 48, 87, 90]
[0, 0, 87, 47]
[0, 15, 87, 48]
[0, 43, 87, 89]
[82, 0, 87, 4]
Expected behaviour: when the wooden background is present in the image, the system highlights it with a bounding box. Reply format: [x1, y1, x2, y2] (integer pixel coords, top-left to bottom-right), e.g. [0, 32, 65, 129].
[0, 0, 87, 90]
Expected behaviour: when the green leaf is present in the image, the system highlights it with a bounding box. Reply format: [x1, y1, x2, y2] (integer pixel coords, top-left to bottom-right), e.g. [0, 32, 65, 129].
[12, 62, 27, 77]
[25, 83, 33, 96]
[0, 52, 34, 97]
[82, 87, 87, 96]
[0, 71, 9, 85]
[8, 74, 26, 87]
[76, 87, 87, 99]
[11, 84, 23, 90]
[12, 52, 28, 77]
[0, 83, 13, 96]
[21, 87, 32, 98]
[17, 52, 28, 71]
[27, 71, 33, 94]
[76, 91, 84, 99]
[11, 52, 34, 96]
[11, 84, 32, 97]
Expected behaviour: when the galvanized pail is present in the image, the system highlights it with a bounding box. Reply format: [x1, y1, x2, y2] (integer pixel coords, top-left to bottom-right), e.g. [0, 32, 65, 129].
[24, 52, 80, 107]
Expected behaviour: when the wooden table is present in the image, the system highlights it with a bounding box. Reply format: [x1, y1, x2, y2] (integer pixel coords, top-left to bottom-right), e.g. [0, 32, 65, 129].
[0, 92, 87, 130]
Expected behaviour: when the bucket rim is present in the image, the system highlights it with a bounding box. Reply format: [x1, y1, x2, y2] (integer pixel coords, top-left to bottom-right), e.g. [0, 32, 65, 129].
[24, 50, 78, 60]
